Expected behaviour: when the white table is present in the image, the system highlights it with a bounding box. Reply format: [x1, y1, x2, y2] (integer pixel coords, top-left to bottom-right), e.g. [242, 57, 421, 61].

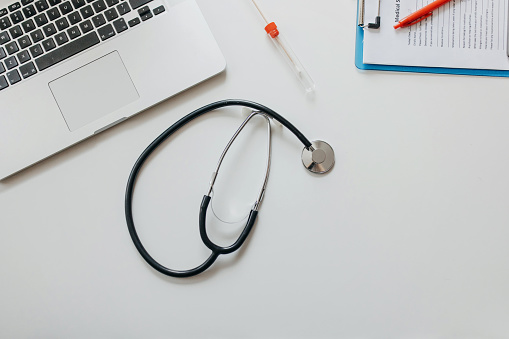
[2, 0, 509, 337]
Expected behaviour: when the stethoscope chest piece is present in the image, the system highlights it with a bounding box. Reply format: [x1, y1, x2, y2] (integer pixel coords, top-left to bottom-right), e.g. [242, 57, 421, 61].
[301, 140, 335, 174]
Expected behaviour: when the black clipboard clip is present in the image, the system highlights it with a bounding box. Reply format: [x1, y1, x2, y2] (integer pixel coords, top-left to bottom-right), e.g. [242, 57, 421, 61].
[358, 0, 381, 29]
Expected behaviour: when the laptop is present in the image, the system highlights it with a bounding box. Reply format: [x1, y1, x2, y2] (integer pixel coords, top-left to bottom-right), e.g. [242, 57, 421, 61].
[0, 0, 225, 180]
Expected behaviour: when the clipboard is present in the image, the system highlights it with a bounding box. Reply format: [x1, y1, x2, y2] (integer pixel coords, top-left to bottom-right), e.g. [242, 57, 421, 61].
[355, 0, 509, 77]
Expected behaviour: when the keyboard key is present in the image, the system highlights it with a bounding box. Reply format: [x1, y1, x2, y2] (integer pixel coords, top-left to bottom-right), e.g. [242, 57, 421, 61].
[0, 75, 8, 90]
[21, 0, 34, 5]
[5, 41, 19, 55]
[104, 8, 117, 21]
[71, 0, 86, 8]
[78, 19, 92, 32]
[35, 0, 49, 11]
[68, 11, 81, 24]
[46, 7, 60, 20]
[80, 5, 93, 18]
[22, 18, 36, 32]
[42, 37, 55, 51]
[67, 25, 80, 39]
[97, 23, 114, 40]
[48, 0, 62, 6]
[105, 0, 119, 6]
[4, 56, 18, 69]
[55, 17, 69, 30]
[92, 0, 106, 13]
[0, 47, 5, 59]
[35, 31, 99, 71]
[129, 0, 150, 10]
[54, 31, 68, 45]
[10, 25, 24, 39]
[116, 2, 129, 15]
[0, 62, 5, 74]
[17, 35, 32, 49]
[8, 3, 22, 12]
[59, 1, 72, 15]
[42, 22, 56, 36]
[138, 6, 151, 21]
[152, 5, 164, 15]
[29, 43, 43, 57]
[6, 69, 21, 84]
[23, 5, 37, 18]
[33, 12, 48, 26]
[0, 17, 12, 29]
[0, 31, 11, 45]
[112, 17, 126, 33]
[91, 13, 105, 27]
[137, 6, 149, 16]
[127, 16, 138, 27]
[20, 61, 37, 79]
[17, 49, 31, 63]
[0, 8, 8, 18]
[80, 5, 94, 19]
[10, 10, 24, 24]
[30, 29, 44, 42]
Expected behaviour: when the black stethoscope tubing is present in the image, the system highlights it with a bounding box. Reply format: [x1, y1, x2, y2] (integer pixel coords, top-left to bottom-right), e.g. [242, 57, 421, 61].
[125, 99, 312, 277]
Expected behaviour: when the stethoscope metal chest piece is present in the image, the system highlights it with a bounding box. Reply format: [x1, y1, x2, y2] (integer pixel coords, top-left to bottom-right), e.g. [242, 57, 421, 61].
[125, 100, 335, 278]
[301, 140, 335, 174]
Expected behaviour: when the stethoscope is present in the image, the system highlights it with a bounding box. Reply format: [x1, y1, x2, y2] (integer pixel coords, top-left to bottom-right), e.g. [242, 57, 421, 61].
[125, 100, 335, 278]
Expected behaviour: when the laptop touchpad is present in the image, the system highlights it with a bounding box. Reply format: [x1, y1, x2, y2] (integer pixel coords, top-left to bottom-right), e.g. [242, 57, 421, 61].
[49, 51, 139, 132]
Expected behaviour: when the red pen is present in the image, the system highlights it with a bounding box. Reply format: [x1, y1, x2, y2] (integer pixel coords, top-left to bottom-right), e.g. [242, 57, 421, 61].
[394, 0, 453, 29]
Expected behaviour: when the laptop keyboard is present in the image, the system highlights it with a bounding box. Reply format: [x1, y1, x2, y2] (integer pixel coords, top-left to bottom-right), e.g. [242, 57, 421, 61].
[0, 0, 165, 91]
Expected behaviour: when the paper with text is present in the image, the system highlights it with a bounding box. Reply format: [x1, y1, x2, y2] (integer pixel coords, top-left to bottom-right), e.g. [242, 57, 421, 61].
[363, 0, 509, 70]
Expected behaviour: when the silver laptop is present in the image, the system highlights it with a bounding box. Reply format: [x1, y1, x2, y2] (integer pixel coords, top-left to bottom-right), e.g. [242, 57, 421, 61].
[0, 0, 225, 180]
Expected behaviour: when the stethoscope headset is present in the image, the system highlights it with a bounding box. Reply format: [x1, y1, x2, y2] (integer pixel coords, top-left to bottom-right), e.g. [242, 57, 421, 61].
[125, 100, 335, 278]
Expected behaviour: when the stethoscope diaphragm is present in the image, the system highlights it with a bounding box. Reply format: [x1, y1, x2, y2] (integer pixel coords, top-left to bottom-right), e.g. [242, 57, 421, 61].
[301, 140, 335, 174]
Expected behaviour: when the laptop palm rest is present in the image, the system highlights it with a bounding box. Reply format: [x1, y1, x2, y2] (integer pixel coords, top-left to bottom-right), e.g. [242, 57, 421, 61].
[49, 51, 140, 132]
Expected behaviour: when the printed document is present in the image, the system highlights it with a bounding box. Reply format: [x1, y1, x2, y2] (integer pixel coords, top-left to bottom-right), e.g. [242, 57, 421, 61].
[363, 0, 509, 70]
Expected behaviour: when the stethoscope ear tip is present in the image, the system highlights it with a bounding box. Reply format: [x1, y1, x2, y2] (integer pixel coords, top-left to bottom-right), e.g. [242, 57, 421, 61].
[301, 140, 335, 174]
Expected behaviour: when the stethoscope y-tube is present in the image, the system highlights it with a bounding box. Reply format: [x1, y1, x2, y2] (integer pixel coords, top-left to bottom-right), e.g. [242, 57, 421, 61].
[125, 99, 333, 278]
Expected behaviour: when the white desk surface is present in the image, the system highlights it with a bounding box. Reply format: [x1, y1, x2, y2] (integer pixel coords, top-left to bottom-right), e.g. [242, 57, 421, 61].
[2, 0, 509, 337]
